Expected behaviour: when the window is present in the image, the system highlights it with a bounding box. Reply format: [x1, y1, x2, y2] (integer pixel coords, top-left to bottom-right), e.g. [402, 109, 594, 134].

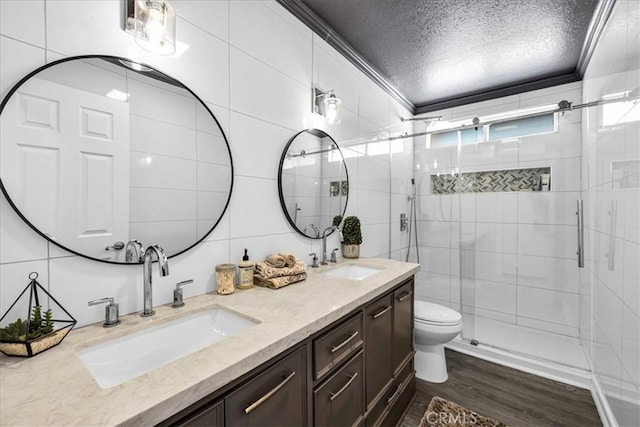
[602, 99, 640, 127]
[488, 113, 555, 140]
[428, 111, 557, 148]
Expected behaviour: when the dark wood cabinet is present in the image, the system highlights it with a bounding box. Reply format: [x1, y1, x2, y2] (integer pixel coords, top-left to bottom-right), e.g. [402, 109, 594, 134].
[393, 281, 414, 373]
[364, 293, 394, 409]
[314, 351, 364, 427]
[162, 276, 415, 427]
[225, 348, 306, 427]
[175, 400, 223, 427]
[364, 278, 415, 427]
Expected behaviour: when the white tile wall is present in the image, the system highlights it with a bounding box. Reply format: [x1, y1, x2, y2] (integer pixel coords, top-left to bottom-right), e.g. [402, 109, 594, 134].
[580, 1, 640, 423]
[0, 1, 413, 328]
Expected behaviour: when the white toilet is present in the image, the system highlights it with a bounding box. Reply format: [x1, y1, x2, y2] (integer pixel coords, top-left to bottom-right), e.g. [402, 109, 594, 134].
[414, 300, 463, 383]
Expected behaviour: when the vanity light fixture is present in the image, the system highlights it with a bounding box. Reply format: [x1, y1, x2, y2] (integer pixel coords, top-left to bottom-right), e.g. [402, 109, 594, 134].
[313, 88, 342, 125]
[124, 0, 176, 55]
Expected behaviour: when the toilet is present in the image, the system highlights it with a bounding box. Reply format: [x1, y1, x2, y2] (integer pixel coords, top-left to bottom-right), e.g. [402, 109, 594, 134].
[414, 300, 463, 383]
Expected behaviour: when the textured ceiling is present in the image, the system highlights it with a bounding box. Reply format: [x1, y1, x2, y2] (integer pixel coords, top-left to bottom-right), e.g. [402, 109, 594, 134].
[299, 0, 600, 112]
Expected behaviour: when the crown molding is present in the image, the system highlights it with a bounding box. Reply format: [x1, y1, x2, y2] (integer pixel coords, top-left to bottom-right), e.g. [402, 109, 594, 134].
[276, 0, 416, 114]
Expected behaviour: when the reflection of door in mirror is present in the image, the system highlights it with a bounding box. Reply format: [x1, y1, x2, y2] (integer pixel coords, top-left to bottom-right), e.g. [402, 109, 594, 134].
[1, 77, 130, 261]
[0, 56, 233, 264]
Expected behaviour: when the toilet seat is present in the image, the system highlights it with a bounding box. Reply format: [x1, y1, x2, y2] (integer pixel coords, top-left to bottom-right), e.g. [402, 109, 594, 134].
[414, 301, 462, 326]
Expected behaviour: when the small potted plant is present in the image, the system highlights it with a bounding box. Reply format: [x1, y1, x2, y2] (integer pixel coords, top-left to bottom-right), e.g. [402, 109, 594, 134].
[0, 272, 76, 357]
[341, 215, 362, 258]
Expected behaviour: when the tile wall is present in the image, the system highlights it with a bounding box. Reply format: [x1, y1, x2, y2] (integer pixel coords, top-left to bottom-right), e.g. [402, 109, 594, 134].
[0, 0, 413, 327]
[412, 80, 587, 368]
[580, 0, 640, 424]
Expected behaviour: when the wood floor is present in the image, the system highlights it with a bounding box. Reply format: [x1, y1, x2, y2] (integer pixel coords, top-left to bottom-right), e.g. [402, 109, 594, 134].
[400, 349, 601, 427]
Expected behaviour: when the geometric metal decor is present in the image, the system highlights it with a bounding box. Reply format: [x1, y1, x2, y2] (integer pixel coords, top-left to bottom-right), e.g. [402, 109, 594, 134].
[0, 272, 76, 357]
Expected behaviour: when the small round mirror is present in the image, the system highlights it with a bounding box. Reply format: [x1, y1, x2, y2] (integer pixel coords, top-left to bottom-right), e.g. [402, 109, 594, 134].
[278, 129, 348, 239]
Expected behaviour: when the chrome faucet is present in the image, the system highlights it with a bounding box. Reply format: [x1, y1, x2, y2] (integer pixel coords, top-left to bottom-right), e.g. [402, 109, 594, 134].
[304, 223, 320, 238]
[141, 245, 169, 317]
[321, 226, 338, 265]
[125, 239, 144, 262]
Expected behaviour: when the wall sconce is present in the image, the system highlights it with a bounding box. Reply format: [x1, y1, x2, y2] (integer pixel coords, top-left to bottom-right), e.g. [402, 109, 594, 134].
[124, 0, 176, 55]
[313, 88, 342, 125]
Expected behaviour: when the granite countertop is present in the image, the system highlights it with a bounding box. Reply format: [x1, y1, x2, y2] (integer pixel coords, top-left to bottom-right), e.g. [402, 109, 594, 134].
[0, 257, 419, 426]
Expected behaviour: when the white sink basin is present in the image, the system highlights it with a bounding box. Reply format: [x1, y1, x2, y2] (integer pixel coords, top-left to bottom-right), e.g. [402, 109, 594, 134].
[323, 264, 383, 281]
[77, 307, 259, 388]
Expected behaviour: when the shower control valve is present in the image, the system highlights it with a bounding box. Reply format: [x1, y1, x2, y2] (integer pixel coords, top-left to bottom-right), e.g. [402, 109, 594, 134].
[400, 213, 408, 231]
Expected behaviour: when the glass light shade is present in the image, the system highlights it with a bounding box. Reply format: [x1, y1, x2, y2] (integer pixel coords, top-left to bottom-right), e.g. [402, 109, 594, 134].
[324, 93, 342, 125]
[133, 0, 176, 55]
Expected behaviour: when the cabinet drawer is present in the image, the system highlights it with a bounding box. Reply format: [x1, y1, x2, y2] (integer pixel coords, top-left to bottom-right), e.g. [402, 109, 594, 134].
[225, 348, 306, 427]
[314, 351, 364, 427]
[381, 373, 415, 427]
[365, 358, 413, 427]
[314, 312, 364, 380]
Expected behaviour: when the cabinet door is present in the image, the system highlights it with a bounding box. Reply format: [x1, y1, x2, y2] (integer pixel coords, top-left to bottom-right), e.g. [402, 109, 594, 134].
[364, 293, 393, 408]
[175, 400, 223, 427]
[393, 280, 414, 373]
[225, 348, 306, 427]
[314, 351, 364, 427]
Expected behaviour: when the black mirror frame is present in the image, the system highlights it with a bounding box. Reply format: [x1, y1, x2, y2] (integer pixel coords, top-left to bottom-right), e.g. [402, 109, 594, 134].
[0, 54, 234, 264]
[277, 129, 349, 239]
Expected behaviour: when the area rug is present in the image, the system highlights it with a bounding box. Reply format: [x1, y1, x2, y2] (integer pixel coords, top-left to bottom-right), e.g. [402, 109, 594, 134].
[418, 396, 507, 427]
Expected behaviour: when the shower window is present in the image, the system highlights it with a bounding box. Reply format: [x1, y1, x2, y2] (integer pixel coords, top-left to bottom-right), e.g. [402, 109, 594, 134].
[430, 127, 484, 148]
[488, 112, 556, 140]
[602, 98, 640, 127]
[429, 111, 557, 148]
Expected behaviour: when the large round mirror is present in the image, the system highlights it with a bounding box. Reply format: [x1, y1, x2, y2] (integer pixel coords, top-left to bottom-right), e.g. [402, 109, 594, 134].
[278, 129, 348, 239]
[0, 55, 233, 263]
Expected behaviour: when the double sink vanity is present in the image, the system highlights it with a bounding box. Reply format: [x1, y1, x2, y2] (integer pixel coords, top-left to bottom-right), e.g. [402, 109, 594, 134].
[0, 258, 419, 426]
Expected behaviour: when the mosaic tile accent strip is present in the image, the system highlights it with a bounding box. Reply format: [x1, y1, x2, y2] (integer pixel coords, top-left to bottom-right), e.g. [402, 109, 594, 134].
[431, 167, 551, 194]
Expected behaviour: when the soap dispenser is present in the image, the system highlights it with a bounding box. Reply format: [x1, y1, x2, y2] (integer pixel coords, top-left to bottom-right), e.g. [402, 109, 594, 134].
[238, 248, 254, 289]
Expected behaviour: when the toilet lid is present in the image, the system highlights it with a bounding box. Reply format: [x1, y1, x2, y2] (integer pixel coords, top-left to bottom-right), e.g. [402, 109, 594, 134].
[414, 301, 462, 325]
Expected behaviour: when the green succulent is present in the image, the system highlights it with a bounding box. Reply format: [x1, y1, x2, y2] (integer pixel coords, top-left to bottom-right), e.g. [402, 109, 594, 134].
[0, 306, 54, 343]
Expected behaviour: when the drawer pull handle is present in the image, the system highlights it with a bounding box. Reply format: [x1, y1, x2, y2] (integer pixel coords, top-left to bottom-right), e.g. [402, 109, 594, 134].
[329, 373, 359, 401]
[330, 331, 359, 354]
[372, 305, 392, 319]
[398, 291, 413, 302]
[386, 383, 401, 405]
[244, 371, 296, 414]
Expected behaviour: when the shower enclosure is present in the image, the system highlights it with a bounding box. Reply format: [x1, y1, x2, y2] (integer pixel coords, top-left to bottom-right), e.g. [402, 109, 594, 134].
[412, 81, 589, 371]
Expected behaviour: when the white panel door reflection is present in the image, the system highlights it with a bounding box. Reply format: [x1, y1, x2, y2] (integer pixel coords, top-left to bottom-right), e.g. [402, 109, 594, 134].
[1, 77, 129, 260]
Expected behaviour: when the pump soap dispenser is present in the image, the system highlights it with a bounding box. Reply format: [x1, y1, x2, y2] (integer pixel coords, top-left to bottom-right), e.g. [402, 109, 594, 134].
[238, 248, 254, 289]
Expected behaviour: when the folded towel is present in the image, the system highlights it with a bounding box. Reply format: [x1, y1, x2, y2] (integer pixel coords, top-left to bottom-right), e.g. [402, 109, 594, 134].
[265, 254, 286, 268]
[255, 261, 306, 279]
[279, 252, 298, 267]
[255, 272, 306, 289]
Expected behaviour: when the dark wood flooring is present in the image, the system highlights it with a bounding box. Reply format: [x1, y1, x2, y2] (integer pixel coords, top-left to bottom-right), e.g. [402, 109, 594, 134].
[400, 349, 601, 427]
